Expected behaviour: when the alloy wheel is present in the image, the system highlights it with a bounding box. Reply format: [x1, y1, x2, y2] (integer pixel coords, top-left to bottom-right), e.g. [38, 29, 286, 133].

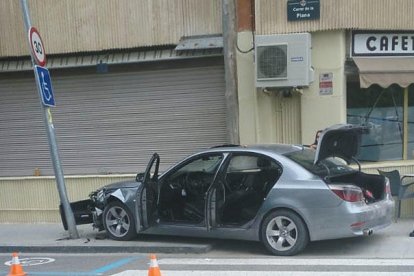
[265, 215, 298, 252]
[104, 205, 131, 238]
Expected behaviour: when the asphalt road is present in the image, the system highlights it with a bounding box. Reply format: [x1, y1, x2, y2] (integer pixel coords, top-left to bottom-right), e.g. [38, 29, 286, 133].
[1, 219, 414, 275]
[2, 253, 414, 276]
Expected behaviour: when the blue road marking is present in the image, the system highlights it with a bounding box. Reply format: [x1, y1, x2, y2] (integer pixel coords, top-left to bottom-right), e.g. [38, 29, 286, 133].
[91, 256, 143, 274]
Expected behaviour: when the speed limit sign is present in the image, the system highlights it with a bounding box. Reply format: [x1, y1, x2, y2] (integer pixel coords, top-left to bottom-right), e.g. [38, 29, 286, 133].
[29, 27, 46, 67]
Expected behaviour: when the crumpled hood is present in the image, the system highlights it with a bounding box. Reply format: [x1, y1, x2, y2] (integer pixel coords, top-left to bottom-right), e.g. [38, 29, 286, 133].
[101, 180, 141, 191]
[91, 179, 143, 206]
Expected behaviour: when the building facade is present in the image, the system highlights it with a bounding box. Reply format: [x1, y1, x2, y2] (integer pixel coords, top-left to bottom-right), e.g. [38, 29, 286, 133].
[1, 0, 414, 222]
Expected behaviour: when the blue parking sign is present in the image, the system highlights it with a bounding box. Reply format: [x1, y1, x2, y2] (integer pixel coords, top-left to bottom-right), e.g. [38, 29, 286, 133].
[35, 65, 55, 107]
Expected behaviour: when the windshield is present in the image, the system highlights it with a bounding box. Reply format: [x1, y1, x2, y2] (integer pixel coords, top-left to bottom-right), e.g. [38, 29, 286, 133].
[284, 148, 355, 177]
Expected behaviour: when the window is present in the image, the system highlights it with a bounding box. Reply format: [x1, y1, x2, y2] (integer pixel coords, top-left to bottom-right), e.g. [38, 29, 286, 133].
[173, 154, 223, 175]
[347, 82, 414, 161]
[284, 148, 354, 177]
[164, 154, 223, 190]
[158, 153, 224, 223]
[221, 153, 281, 225]
[224, 154, 281, 195]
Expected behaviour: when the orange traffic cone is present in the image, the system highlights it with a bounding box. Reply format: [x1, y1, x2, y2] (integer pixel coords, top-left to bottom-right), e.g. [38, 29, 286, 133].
[7, 252, 27, 276]
[148, 254, 161, 276]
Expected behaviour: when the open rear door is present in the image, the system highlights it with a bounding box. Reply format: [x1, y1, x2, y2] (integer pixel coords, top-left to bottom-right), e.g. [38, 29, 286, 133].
[205, 157, 227, 230]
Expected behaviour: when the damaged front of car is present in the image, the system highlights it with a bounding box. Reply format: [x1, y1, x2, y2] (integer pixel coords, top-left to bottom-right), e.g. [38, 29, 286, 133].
[60, 179, 141, 235]
[61, 153, 160, 241]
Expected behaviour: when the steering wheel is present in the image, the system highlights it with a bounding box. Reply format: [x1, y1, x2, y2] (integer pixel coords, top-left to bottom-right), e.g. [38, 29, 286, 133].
[184, 173, 206, 196]
[169, 173, 187, 190]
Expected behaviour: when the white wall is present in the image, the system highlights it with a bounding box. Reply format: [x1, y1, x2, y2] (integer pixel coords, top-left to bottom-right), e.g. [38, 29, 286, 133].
[237, 31, 258, 144]
[237, 30, 346, 145]
[301, 30, 347, 144]
[237, 31, 302, 145]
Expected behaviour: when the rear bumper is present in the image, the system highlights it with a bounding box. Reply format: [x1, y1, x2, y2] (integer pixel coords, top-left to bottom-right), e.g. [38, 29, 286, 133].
[307, 198, 395, 241]
[59, 199, 94, 230]
[351, 199, 395, 235]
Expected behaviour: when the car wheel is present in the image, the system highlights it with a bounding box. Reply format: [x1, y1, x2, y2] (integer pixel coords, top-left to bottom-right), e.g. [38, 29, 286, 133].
[260, 209, 309, 256]
[103, 201, 136, 241]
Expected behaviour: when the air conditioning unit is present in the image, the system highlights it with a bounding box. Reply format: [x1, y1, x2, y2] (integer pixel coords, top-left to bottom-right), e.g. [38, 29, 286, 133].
[255, 33, 313, 88]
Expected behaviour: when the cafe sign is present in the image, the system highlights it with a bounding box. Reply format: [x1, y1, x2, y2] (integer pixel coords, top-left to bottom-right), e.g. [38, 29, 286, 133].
[287, 0, 320, 21]
[352, 31, 414, 57]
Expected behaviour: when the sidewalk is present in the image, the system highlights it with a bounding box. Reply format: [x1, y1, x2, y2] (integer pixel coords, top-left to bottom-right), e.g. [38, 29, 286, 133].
[0, 220, 414, 257]
[302, 218, 414, 258]
[0, 223, 213, 254]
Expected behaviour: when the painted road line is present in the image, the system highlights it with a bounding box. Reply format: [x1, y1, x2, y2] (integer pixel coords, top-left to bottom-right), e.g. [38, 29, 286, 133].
[90, 256, 142, 274]
[157, 258, 414, 266]
[111, 271, 414, 276]
[111, 258, 414, 276]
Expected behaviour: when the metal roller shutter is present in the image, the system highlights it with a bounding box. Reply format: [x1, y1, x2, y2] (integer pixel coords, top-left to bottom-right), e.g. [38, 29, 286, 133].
[0, 59, 227, 176]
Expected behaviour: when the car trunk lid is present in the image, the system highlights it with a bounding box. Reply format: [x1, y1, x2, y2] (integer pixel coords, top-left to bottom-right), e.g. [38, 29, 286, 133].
[314, 124, 365, 165]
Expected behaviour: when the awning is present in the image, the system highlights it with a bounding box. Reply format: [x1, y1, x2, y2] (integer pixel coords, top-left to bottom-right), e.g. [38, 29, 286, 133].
[0, 47, 223, 72]
[175, 35, 223, 51]
[353, 57, 414, 88]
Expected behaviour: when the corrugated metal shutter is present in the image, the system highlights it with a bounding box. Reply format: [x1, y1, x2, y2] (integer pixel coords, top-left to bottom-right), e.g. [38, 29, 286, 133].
[0, 59, 227, 176]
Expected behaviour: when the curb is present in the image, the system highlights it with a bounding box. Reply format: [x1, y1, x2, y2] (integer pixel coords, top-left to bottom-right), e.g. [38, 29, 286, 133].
[0, 244, 213, 254]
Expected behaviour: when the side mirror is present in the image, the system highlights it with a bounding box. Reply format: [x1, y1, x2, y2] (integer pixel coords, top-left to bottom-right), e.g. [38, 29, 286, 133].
[136, 172, 145, 182]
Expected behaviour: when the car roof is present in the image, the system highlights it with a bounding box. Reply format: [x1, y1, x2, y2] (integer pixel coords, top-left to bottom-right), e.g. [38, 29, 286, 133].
[202, 144, 304, 156]
[158, 144, 307, 178]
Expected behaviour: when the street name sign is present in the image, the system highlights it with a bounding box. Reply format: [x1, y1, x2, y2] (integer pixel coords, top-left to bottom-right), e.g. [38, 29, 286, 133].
[287, 0, 320, 21]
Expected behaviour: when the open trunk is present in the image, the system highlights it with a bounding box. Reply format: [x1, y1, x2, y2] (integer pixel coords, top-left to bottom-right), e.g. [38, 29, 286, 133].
[326, 171, 386, 203]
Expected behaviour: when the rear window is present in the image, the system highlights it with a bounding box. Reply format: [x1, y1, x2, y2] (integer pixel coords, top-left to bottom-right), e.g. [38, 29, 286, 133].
[284, 148, 355, 177]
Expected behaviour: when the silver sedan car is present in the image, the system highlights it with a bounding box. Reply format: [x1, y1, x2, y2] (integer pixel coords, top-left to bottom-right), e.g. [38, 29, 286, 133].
[62, 124, 394, 256]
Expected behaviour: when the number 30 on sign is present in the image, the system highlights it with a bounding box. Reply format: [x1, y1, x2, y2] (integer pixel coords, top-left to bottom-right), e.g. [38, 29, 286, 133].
[29, 27, 47, 67]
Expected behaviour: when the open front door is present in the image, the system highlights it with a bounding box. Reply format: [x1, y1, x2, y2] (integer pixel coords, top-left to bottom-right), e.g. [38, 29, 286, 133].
[138, 153, 160, 230]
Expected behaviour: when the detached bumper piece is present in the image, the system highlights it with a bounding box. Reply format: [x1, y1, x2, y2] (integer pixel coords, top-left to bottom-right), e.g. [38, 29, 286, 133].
[59, 199, 94, 230]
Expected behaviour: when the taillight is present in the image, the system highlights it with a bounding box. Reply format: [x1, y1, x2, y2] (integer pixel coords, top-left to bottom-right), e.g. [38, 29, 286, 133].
[329, 184, 364, 202]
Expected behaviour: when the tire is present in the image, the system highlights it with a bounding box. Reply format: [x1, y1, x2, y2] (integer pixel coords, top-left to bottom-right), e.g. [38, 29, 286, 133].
[103, 201, 136, 241]
[260, 209, 309, 256]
